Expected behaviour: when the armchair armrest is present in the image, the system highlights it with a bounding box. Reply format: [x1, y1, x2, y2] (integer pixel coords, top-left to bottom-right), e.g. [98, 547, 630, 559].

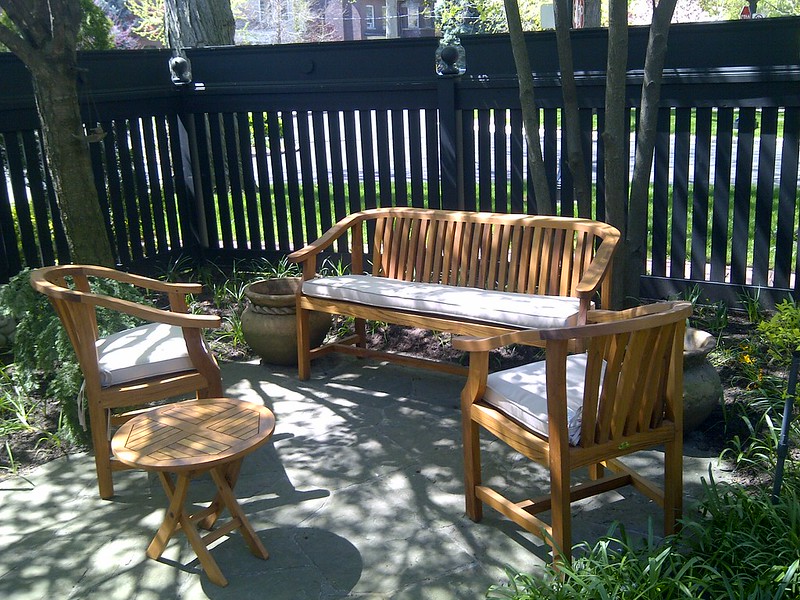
[453, 328, 545, 352]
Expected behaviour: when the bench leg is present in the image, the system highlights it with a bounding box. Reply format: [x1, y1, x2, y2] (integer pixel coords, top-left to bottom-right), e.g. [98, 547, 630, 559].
[297, 305, 312, 380]
[354, 317, 367, 348]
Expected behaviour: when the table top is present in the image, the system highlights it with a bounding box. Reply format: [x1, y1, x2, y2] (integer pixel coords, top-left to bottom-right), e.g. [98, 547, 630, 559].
[111, 398, 276, 472]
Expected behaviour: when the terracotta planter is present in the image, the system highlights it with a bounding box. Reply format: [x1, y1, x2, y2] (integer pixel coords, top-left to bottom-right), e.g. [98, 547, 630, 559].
[241, 278, 331, 366]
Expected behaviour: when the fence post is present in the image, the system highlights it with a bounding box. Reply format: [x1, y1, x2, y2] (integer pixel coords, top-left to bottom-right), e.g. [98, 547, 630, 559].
[171, 55, 209, 255]
[437, 44, 464, 211]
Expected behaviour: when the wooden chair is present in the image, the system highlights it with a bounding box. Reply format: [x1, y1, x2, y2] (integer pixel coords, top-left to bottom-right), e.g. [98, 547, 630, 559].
[30, 264, 222, 499]
[454, 301, 692, 563]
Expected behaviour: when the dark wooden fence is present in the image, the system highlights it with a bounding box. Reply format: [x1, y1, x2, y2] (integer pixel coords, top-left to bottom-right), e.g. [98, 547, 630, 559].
[1, 18, 799, 307]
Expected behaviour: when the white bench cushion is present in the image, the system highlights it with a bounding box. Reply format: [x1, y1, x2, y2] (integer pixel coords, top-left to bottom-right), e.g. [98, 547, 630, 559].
[96, 323, 195, 387]
[302, 275, 581, 329]
[484, 353, 604, 445]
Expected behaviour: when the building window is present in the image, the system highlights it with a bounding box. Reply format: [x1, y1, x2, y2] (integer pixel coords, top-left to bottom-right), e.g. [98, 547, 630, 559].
[365, 5, 376, 30]
[407, 5, 419, 29]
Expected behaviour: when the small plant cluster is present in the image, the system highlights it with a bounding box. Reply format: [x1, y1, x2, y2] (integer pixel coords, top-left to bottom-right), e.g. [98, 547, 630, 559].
[488, 475, 800, 600]
[713, 299, 800, 479]
[0, 269, 147, 448]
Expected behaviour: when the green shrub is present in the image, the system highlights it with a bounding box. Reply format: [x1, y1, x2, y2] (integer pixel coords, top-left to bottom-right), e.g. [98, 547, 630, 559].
[0, 269, 146, 445]
[488, 475, 800, 600]
[757, 300, 800, 366]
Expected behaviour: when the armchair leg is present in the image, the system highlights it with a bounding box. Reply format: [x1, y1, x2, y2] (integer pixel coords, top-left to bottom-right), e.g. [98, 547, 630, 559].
[663, 439, 683, 535]
[462, 417, 483, 522]
[91, 411, 114, 500]
[549, 462, 572, 564]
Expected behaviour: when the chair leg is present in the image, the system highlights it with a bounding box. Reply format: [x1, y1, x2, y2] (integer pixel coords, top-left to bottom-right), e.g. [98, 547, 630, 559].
[297, 306, 312, 380]
[462, 417, 483, 522]
[588, 462, 604, 480]
[663, 439, 683, 535]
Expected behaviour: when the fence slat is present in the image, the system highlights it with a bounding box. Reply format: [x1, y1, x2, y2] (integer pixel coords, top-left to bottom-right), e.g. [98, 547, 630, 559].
[266, 110, 290, 251]
[671, 108, 691, 279]
[128, 119, 156, 256]
[752, 107, 778, 286]
[775, 108, 800, 291]
[236, 111, 261, 250]
[297, 111, 317, 246]
[142, 117, 168, 252]
[731, 107, 756, 285]
[690, 108, 712, 281]
[21, 130, 53, 266]
[252, 112, 276, 251]
[391, 109, 408, 207]
[710, 107, 734, 283]
[651, 108, 670, 278]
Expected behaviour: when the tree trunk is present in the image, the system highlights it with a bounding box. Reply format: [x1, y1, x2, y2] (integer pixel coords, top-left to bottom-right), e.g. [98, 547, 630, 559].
[623, 0, 678, 305]
[584, 0, 601, 28]
[602, 0, 629, 307]
[29, 59, 115, 266]
[554, 0, 592, 217]
[503, 0, 553, 215]
[386, 0, 399, 38]
[165, 0, 235, 48]
[0, 0, 115, 267]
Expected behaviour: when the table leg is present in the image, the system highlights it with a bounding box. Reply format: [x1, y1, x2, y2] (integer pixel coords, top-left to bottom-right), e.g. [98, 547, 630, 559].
[210, 466, 269, 560]
[147, 472, 185, 560]
[148, 471, 229, 587]
[198, 459, 243, 530]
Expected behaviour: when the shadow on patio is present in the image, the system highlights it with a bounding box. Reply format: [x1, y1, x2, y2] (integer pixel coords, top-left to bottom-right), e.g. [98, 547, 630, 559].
[0, 355, 730, 599]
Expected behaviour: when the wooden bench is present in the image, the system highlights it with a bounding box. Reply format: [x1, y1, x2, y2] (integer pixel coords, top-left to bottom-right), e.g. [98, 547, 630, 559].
[288, 208, 621, 380]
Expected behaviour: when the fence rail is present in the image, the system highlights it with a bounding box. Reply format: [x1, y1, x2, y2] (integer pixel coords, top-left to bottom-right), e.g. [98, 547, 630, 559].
[2, 18, 800, 307]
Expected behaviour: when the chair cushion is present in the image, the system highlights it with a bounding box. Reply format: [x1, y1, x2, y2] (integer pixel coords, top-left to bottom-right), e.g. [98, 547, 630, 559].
[484, 353, 604, 445]
[96, 323, 195, 387]
[302, 275, 581, 329]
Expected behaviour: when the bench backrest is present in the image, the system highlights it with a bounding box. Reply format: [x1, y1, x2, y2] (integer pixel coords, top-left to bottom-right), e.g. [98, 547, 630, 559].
[359, 208, 620, 306]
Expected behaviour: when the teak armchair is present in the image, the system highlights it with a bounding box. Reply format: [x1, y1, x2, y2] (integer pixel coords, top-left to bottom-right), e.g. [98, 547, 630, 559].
[30, 265, 222, 499]
[454, 301, 692, 563]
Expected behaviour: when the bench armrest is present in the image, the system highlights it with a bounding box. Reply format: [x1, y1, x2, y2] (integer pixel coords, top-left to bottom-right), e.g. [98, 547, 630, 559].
[573, 231, 620, 296]
[287, 212, 367, 267]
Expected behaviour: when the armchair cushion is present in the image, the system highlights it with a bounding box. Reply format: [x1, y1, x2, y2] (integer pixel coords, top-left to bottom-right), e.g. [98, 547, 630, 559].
[303, 275, 581, 329]
[96, 323, 194, 387]
[484, 353, 605, 445]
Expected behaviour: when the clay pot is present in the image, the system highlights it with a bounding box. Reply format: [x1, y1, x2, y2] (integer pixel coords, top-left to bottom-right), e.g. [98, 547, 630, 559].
[241, 278, 331, 366]
[682, 328, 723, 431]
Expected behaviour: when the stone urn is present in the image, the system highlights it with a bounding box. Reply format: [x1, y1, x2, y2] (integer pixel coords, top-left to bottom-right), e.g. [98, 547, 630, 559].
[241, 278, 331, 366]
[682, 328, 723, 431]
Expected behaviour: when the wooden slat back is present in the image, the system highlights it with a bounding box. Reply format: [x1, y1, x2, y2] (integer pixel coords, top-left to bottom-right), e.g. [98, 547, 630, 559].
[578, 314, 684, 448]
[366, 208, 617, 299]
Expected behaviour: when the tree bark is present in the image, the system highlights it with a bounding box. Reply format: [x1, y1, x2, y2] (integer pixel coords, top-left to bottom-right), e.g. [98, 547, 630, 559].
[165, 0, 235, 48]
[0, 0, 115, 266]
[503, 0, 553, 215]
[385, 0, 399, 38]
[602, 0, 629, 307]
[553, 0, 592, 217]
[623, 0, 679, 304]
[584, 0, 601, 28]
